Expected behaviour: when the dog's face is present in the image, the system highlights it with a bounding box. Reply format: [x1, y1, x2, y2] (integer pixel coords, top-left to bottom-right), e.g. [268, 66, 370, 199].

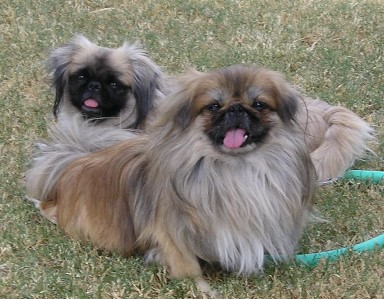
[47, 35, 163, 129]
[66, 53, 132, 120]
[163, 65, 299, 154]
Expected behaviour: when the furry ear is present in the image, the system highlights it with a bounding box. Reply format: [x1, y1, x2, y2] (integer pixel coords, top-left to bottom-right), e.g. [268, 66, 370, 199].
[268, 70, 299, 123]
[129, 49, 165, 129]
[50, 62, 69, 118]
[46, 48, 71, 118]
[165, 70, 203, 130]
[46, 35, 94, 118]
[130, 68, 161, 129]
[174, 94, 195, 130]
[277, 88, 299, 123]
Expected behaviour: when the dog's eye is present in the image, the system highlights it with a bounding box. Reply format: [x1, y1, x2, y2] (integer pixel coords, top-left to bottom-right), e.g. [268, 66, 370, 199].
[109, 80, 126, 90]
[206, 102, 221, 112]
[76, 74, 86, 81]
[108, 80, 129, 93]
[253, 101, 268, 111]
[74, 69, 88, 81]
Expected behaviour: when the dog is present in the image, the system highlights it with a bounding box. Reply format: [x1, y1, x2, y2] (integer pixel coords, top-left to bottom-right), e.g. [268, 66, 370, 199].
[46, 35, 166, 129]
[28, 65, 317, 294]
[46, 36, 373, 181]
[27, 35, 167, 202]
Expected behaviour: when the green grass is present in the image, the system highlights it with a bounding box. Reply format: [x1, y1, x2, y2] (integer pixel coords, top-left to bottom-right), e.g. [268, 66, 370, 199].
[1, 0, 383, 298]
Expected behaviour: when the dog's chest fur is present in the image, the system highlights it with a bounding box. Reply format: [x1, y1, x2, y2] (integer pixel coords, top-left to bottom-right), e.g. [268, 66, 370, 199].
[146, 127, 312, 274]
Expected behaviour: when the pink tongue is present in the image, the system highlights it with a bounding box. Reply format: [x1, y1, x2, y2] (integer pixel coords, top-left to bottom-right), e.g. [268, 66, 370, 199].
[84, 99, 99, 108]
[223, 128, 246, 149]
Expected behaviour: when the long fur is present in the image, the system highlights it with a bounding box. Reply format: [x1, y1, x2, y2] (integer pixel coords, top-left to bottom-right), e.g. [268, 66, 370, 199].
[297, 98, 374, 182]
[46, 36, 374, 181]
[28, 65, 317, 293]
[26, 35, 168, 213]
[46, 35, 374, 181]
[47, 34, 167, 129]
[25, 116, 137, 222]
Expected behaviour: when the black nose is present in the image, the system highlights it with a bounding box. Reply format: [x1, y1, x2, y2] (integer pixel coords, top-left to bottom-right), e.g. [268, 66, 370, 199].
[88, 81, 101, 91]
[228, 104, 245, 114]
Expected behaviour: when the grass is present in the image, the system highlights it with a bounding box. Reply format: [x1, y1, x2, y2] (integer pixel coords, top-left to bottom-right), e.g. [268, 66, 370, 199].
[1, 0, 383, 298]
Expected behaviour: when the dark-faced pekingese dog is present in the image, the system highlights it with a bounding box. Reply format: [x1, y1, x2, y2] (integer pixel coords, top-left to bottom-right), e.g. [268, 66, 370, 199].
[47, 35, 166, 129]
[28, 65, 317, 294]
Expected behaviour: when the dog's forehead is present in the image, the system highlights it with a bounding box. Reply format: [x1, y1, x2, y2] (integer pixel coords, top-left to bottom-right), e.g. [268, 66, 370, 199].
[207, 86, 264, 102]
[69, 48, 133, 84]
[205, 71, 267, 101]
[193, 67, 281, 110]
[70, 45, 103, 66]
[108, 49, 135, 83]
[219, 67, 271, 92]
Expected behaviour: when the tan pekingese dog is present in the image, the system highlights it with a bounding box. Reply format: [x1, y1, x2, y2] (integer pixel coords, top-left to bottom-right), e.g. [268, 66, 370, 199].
[28, 65, 318, 294]
[47, 35, 166, 129]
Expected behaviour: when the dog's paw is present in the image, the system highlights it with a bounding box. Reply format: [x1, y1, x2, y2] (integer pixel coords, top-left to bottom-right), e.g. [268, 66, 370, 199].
[143, 247, 163, 265]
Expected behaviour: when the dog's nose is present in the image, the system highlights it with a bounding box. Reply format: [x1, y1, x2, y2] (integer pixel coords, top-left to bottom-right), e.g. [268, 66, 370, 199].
[88, 81, 101, 91]
[228, 104, 245, 114]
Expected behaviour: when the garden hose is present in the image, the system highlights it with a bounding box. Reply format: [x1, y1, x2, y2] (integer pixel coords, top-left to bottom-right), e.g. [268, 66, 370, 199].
[294, 170, 384, 267]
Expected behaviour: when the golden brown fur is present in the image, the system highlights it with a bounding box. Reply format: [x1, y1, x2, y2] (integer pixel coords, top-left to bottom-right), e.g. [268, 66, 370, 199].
[34, 65, 317, 293]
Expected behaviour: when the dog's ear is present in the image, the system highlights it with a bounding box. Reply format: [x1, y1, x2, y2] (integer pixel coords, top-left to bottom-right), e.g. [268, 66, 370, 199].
[130, 66, 162, 129]
[277, 87, 299, 123]
[46, 35, 93, 118]
[266, 70, 299, 123]
[49, 62, 68, 118]
[47, 48, 70, 118]
[173, 92, 195, 130]
[158, 70, 203, 130]
[128, 47, 165, 129]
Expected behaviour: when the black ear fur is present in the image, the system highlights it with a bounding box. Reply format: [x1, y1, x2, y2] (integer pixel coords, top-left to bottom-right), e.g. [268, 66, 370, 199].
[46, 40, 79, 119]
[130, 69, 160, 129]
[174, 96, 194, 130]
[51, 62, 69, 118]
[265, 70, 299, 123]
[277, 90, 299, 123]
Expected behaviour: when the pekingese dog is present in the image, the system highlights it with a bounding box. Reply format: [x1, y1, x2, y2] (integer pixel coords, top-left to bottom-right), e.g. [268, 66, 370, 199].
[45, 35, 374, 181]
[28, 65, 317, 293]
[47, 35, 166, 129]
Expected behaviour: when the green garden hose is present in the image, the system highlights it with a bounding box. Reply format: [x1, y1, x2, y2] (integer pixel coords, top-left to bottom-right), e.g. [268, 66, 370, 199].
[343, 170, 384, 184]
[294, 170, 384, 267]
[295, 234, 384, 266]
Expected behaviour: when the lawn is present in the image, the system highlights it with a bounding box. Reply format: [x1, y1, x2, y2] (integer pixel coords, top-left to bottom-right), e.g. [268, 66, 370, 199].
[0, 0, 383, 298]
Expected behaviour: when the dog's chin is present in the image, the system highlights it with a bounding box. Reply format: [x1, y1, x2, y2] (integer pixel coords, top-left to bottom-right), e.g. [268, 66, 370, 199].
[218, 142, 258, 155]
[81, 106, 102, 119]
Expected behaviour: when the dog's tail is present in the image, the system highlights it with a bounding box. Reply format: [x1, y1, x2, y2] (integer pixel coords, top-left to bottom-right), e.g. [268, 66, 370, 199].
[308, 103, 375, 182]
[25, 116, 137, 206]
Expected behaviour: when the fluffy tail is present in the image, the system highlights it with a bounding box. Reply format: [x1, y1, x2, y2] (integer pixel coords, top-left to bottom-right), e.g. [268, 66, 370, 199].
[26, 116, 137, 205]
[306, 102, 375, 182]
